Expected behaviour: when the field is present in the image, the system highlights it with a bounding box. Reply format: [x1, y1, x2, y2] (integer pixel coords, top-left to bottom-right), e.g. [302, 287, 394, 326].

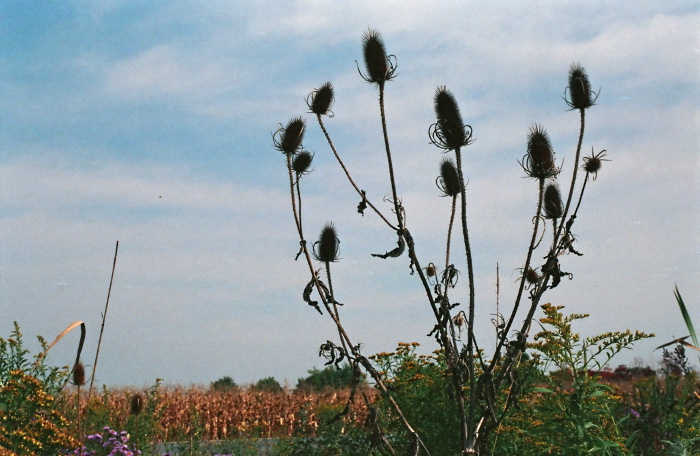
[2, 322, 699, 455]
[57, 384, 376, 442]
[44, 365, 698, 456]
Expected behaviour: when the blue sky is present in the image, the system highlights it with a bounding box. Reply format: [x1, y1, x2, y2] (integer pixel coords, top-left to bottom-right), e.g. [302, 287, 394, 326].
[1, 1, 698, 387]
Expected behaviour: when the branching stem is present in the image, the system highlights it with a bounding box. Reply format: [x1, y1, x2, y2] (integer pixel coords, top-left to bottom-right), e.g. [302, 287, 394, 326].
[316, 114, 397, 231]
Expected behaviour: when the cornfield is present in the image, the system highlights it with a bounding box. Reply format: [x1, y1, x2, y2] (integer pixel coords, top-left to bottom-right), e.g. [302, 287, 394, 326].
[58, 386, 377, 443]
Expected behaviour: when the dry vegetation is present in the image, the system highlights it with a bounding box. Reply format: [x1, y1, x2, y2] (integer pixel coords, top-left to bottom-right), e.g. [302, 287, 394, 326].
[57, 385, 377, 442]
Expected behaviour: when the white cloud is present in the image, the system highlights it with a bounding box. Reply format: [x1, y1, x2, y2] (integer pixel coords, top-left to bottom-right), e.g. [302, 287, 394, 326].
[2, 1, 698, 386]
[104, 44, 248, 99]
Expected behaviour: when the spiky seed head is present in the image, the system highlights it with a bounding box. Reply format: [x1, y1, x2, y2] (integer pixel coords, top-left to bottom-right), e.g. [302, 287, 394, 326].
[72, 361, 86, 386]
[313, 222, 340, 263]
[567, 63, 595, 110]
[309, 82, 334, 115]
[292, 151, 313, 177]
[526, 124, 557, 179]
[130, 393, 144, 415]
[525, 267, 540, 284]
[425, 264, 437, 277]
[438, 157, 461, 197]
[362, 29, 389, 85]
[277, 117, 305, 155]
[434, 87, 468, 150]
[583, 156, 601, 174]
[543, 183, 563, 220]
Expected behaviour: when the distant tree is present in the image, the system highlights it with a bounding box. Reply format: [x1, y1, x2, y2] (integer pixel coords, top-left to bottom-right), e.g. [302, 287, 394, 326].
[210, 375, 237, 392]
[252, 376, 283, 393]
[296, 364, 366, 391]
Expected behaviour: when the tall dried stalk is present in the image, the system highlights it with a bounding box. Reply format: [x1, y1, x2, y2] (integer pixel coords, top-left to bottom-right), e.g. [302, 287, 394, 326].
[84, 240, 119, 440]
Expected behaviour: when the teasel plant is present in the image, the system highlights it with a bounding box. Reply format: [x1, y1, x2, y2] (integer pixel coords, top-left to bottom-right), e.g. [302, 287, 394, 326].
[274, 28, 606, 455]
[71, 360, 86, 442]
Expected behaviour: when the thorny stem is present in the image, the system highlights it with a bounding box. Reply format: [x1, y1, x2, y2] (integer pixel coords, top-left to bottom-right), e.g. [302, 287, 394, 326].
[315, 110, 447, 354]
[378, 85, 404, 230]
[295, 179, 304, 241]
[301, 230, 428, 454]
[443, 194, 457, 299]
[551, 218, 559, 252]
[491, 178, 545, 370]
[454, 146, 476, 448]
[316, 114, 397, 231]
[325, 264, 336, 315]
[286, 164, 430, 455]
[404, 228, 467, 453]
[494, 109, 588, 397]
[325, 263, 352, 358]
[571, 172, 590, 223]
[286, 155, 303, 238]
[554, 108, 586, 252]
[440, 193, 469, 449]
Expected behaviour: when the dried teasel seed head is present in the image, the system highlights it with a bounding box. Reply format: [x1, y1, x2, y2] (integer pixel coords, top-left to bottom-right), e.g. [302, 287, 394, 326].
[567, 63, 595, 110]
[543, 182, 563, 220]
[425, 263, 437, 277]
[72, 361, 86, 386]
[292, 151, 314, 177]
[583, 156, 601, 174]
[313, 222, 340, 263]
[274, 117, 306, 155]
[582, 149, 608, 180]
[130, 393, 144, 415]
[437, 157, 461, 197]
[362, 29, 390, 85]
[309, 82, 334, 116]
[432, 87, 472, 150]
[525, 267, 540, 284]
[525, 124, 557, 179]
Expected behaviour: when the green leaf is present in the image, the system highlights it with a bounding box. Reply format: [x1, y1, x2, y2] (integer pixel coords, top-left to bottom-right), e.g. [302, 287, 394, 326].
[674, 284, 699, 348]
[531, 387, 555, 394]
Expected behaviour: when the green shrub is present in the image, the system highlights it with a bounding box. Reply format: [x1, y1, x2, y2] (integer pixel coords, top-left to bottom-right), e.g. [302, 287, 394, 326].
[253, 376, 283, 393]
[369, 342, 462, 454]
[618, 355, 700, 454]
[0, 323, 78, 455]
[490, 303, 653, 455]
[296, 364, 365, 391]
[210, 375, 238, 392]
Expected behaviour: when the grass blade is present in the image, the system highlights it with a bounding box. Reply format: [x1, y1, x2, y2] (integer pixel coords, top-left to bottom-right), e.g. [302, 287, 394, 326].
[674, 284, 698, 348]
[33, 320, 85, 368]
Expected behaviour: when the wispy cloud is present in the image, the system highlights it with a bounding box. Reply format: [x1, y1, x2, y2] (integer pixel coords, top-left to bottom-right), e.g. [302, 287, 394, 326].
[1, 1, 697, 386]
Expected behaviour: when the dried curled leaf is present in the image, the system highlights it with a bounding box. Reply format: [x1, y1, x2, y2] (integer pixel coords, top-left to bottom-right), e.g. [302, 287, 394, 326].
[319, 340, 345, 367]
[302, 278, 323, 315]
[371, 234, 405, 259]
[357, 190, 368, 215]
